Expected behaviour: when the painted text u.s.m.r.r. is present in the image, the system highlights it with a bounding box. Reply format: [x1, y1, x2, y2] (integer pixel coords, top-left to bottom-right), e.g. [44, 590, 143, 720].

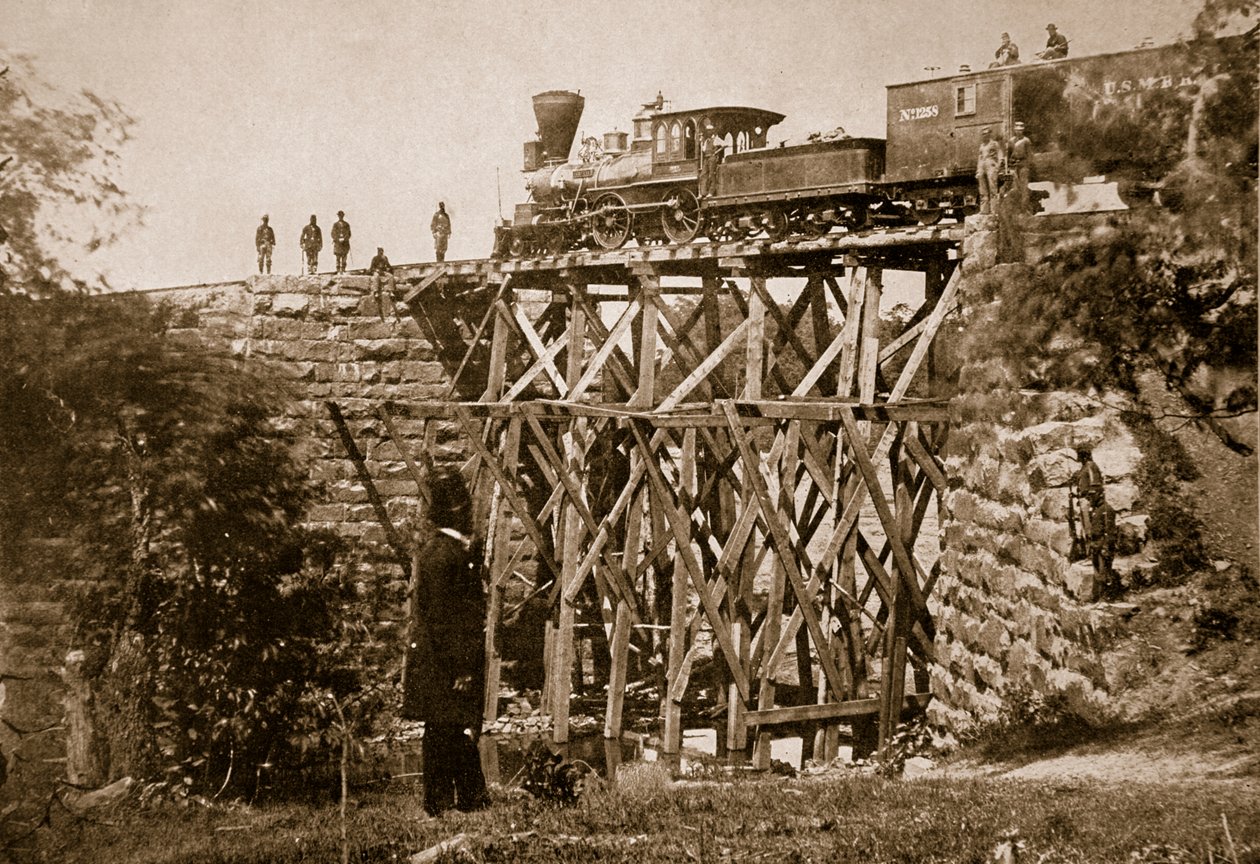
[1103, 74, 1195, 95]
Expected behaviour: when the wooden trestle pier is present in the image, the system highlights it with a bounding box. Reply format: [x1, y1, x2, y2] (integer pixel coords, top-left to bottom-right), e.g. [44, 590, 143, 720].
[348, 225, 963, 766]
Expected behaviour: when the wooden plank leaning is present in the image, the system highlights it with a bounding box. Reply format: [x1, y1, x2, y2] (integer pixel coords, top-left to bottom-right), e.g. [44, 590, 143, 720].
[325, 401, 411, 576]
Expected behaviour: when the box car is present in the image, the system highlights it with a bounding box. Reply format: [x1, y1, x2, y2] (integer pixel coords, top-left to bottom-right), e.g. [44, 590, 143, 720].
[883, 39, 1240, 218]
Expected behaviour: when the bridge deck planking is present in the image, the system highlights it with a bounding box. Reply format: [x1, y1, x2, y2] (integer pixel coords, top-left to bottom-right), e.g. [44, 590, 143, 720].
[394, 224, 963, 289]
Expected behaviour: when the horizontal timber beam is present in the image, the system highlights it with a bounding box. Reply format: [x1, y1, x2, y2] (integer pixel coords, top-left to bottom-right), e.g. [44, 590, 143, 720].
[747, 693, 932, 727]
[393, 399, 949, 424]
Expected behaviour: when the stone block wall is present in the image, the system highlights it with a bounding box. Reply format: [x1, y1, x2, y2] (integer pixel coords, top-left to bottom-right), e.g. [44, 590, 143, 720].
[160, 274, 466, 579]
[928, 218, 1153, 730]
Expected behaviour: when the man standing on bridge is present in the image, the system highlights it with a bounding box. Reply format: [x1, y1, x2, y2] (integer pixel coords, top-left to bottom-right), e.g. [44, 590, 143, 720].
[431, 201, 451, 262]
[331, 210, 352, 274]
[255, 215, 275, 274]
[300, 214, 322, 275]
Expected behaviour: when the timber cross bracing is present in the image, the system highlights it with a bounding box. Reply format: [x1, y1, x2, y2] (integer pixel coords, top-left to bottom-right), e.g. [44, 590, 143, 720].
[335, 229, 961, 765]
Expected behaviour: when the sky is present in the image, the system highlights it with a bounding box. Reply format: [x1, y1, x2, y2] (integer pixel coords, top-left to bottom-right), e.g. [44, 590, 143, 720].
[4, 0, 1209, 290]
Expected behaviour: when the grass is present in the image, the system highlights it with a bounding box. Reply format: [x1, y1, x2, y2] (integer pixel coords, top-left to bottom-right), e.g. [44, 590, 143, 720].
[13, 763, 1259, 863]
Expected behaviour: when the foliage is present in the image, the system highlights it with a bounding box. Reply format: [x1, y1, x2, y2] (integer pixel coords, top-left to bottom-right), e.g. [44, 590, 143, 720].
[0, 287, 392, 795]
[0, 51, 400, 808]
[1121, 411, 1209, 587]
[520, 744, 595, 806]
[966, 684, 1104, 760]
[871, 714, 936, 777]
[18, 773, 1260, 864]
[0, 50, 140, 293]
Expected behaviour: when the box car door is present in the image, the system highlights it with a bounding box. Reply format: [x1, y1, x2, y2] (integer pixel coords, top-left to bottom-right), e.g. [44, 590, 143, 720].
[949, 73, 1010, 173]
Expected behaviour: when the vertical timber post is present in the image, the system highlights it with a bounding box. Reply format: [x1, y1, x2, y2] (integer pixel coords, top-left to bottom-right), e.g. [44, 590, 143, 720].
[727, 271, 764, 762]
[550, 283, 587, 747]
[481, 298, 514, 727]
[662, 427, 696, 766]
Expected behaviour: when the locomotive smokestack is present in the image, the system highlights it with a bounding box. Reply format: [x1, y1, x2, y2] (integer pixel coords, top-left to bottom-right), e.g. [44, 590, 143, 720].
[532, 90, 585, 163]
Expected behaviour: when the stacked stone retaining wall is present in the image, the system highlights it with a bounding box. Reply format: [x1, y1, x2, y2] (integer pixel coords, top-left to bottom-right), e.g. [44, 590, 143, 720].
[928, 217, 1155, 730]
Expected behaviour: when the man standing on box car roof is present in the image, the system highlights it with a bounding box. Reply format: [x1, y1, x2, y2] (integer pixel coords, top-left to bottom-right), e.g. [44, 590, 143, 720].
[976, 127, 1003, 215]
[401, 469, 490, 816]
[431, 201, 451, 262]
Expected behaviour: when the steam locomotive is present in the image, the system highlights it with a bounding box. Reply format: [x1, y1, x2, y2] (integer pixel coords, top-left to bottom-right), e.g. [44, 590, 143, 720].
[494, 34, 1252, 257]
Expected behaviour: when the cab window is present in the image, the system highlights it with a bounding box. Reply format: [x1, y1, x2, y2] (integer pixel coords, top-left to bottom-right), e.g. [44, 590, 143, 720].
[670, 122, 682, 157]
[955, 84, 976, 116]
[655, 123, 667, 155]
[684, 120, 696, 159]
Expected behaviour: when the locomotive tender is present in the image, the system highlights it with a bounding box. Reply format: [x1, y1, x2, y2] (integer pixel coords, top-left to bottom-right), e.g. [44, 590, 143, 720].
[495, 35, 1245, 257]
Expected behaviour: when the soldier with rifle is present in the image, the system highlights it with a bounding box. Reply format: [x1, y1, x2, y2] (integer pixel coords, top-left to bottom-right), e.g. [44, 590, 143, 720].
[1069, 447, 1116, 590]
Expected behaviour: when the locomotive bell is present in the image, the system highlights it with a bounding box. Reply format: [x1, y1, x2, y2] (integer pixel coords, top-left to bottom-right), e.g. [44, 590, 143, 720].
[531, 90, 585, 165]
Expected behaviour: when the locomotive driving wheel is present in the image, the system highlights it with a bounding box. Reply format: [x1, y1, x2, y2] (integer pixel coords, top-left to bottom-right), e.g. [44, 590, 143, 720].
[660, 188, 701, 244]
[590, 193, 632, 250]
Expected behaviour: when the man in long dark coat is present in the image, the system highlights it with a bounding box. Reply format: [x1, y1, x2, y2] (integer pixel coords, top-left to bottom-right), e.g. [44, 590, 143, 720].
[300, 215, 322, 274]
[331, 210, 351, 273]
[401, 470, 489, 816]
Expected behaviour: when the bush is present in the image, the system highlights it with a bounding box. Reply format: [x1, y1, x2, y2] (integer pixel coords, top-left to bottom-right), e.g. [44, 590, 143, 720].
[1, 290, 390, 797]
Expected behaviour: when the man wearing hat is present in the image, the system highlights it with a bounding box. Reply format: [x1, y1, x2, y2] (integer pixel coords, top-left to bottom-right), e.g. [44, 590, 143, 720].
[401, 469, 490, 815]
[299, 214, 322, 275]
[1007, 121, 1033, 213]
[1040, 24, 1069, 60]
[331, 210, 352, 274]
[976, 127, 1003, 216]
[255, 214, 275, 274]
[993, 32, 1020, 66]
[431, 201, 451, 262]
[368, 246, 398, 321]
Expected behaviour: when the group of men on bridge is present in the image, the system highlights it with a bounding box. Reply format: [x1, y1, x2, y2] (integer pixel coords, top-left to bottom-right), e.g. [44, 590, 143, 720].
[253, 203, 452, 276]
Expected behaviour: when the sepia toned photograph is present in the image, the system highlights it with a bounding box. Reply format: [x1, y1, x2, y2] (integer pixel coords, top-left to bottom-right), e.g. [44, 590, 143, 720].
[1, 1, 1256, 861]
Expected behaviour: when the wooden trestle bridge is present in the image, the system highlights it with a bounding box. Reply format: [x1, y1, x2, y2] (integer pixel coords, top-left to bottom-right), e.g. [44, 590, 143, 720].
[340, 225, 963, 767]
